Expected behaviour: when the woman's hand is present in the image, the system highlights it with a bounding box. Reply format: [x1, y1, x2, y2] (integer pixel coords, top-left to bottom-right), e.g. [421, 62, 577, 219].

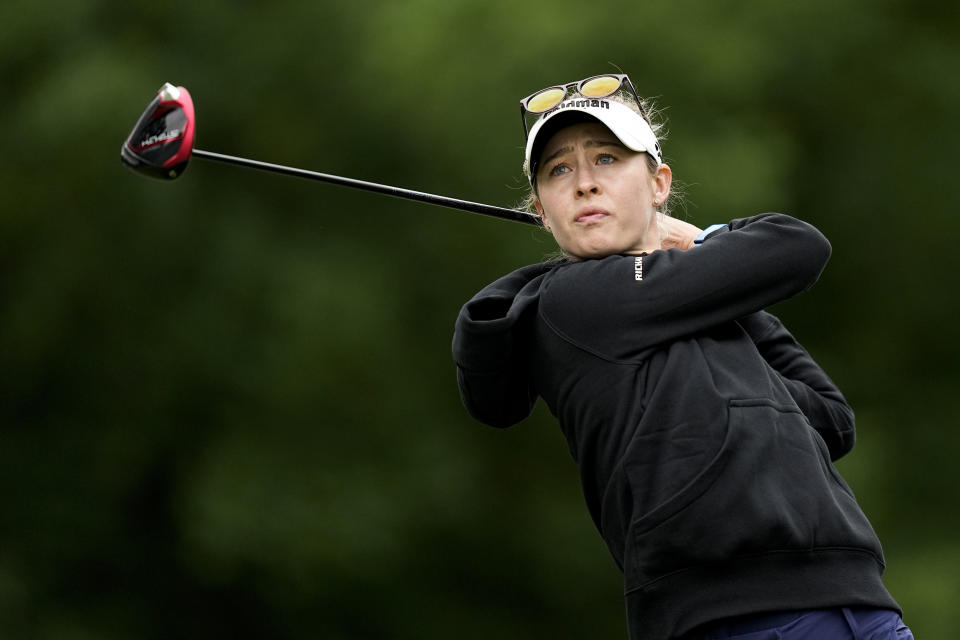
[656, 213, 702, 251]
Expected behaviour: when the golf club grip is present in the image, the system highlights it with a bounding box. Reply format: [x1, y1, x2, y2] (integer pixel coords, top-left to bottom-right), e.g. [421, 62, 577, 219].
[191, 149, 541, 226]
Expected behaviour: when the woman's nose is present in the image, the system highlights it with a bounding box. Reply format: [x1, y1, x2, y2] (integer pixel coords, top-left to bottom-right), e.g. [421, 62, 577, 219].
[576, 166, 600, 197]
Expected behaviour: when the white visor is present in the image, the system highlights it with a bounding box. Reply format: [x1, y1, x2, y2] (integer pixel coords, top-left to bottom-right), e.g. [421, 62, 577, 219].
[524, 98, 662, 184]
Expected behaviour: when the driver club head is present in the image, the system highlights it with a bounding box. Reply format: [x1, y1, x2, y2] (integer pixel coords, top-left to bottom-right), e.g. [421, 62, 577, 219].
[120, 83, 195, 179]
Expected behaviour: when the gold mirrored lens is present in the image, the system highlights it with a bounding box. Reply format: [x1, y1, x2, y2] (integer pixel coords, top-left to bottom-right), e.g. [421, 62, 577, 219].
[579, 75, 621, 98]
[526, 87, 566, 113]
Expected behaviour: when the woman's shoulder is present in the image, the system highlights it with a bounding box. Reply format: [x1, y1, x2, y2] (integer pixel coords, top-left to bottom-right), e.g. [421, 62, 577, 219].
[475, 258, 568, 297]
[457, 258, 566, 328]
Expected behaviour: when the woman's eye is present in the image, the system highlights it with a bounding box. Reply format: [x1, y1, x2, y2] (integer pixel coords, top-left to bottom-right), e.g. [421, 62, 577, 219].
[549, 164, 570, 177]
[597, 154, 615, 165]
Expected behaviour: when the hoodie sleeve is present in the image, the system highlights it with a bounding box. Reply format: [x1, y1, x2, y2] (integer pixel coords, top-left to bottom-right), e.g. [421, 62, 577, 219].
[738, 311, 856, 460]
[539, 213, 832, 362]
[452, 262, 557, 428]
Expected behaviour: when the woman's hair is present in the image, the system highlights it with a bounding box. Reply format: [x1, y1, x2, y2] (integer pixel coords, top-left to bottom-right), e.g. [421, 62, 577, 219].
[519, 92, 677, 220]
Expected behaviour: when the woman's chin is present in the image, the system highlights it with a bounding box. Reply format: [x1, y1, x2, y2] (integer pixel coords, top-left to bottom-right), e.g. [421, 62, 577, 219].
[569, 242, 626, 260]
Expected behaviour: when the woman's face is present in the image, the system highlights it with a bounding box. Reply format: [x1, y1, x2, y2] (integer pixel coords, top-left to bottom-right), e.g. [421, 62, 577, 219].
[534, 122, 671, 259]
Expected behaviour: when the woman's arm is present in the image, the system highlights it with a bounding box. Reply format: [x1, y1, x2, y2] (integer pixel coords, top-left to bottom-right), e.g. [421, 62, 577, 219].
[539, 213, 832, 361]
[452, 262, 555, 428]
[738, 311, 856, 460]
[660, 215, 855, 457]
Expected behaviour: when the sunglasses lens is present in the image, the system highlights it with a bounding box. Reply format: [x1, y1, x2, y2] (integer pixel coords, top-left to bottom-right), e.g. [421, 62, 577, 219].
[579, 75, 622, 98]
[525, 87, 566, 113]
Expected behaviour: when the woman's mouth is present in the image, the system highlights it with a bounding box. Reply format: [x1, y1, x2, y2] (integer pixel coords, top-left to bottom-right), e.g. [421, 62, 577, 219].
[575, 209, 609, 225]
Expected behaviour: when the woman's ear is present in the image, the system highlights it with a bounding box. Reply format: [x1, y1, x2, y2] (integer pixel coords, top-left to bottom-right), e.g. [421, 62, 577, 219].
[534, 198, 551, 231]
[653, 163, 673, 205]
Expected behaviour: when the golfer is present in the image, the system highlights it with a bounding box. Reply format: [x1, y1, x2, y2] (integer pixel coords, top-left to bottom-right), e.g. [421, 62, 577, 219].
[452, 74, 912, 640]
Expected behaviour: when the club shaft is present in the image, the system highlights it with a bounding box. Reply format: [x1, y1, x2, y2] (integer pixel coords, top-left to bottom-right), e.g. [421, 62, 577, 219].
[191, 149, 539, 226]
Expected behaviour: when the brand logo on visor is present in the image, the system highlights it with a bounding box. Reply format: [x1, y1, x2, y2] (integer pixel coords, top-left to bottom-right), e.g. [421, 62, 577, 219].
[541, 99, 610, 118]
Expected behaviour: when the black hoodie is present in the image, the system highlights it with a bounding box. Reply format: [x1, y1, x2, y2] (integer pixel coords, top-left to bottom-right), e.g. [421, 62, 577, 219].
[452, 213, 899, 640]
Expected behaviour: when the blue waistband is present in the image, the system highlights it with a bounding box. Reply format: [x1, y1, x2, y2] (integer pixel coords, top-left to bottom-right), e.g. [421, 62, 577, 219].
[699, 609, 812, 637]
[693, 607, 905, 639]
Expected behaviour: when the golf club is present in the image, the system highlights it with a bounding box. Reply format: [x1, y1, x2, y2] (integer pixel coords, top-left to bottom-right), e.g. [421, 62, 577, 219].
[121, 83, 540, 226]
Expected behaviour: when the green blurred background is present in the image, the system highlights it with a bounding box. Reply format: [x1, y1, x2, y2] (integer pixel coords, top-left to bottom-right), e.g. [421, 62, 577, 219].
[3, 0, 958, 637]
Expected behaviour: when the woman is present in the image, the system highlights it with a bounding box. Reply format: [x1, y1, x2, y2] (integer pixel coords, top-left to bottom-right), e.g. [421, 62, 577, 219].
[452, 74, 912, 640]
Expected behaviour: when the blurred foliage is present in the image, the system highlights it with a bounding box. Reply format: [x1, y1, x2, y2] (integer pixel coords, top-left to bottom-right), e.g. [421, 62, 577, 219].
[2, 0, 958, 637]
